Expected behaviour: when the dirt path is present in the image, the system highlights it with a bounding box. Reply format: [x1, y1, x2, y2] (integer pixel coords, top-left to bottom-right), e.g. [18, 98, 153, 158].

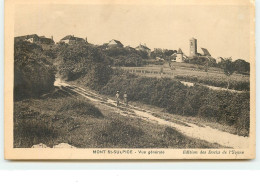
[54, 79, 249, 149]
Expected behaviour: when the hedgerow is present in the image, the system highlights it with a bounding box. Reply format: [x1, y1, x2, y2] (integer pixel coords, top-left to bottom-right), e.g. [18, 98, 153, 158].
[100, 73, 250, 135]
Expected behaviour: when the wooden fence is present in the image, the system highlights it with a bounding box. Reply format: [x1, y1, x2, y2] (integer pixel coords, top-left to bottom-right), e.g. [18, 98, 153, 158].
[124, 69, 175, 76]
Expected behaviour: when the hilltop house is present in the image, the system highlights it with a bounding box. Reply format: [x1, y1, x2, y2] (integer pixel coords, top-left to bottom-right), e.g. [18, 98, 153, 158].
[200, 48, 211, 56]
[15, 34, 54, 45]
[107, 39, 124, 48]
[125, 45, 136, 52]
[176, 48, 184, 63]
[60, 35, 86, 44]
[15, 34, 38, 43]
[135, 44, 151, 56]
[15, 34, 40, 43]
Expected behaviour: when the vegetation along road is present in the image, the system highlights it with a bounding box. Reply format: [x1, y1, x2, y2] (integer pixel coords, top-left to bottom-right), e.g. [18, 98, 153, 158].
[54, 78, 249, 149]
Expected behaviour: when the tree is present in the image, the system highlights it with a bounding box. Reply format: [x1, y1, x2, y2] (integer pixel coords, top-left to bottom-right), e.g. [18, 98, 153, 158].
[57, 43, 111, 81]
[223, 58, 235, 89]
[167, 61, 176, 77]
[14, 41, 56, 100]
[233, 59, 250, 74]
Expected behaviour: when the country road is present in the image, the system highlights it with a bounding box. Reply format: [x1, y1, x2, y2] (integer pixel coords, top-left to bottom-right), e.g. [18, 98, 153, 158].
[53, 78, 249, 149]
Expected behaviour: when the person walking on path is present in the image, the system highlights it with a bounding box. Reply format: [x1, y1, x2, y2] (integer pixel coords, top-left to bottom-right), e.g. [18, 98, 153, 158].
[116, 91, 120, 107]
[123, 91, 128, 106]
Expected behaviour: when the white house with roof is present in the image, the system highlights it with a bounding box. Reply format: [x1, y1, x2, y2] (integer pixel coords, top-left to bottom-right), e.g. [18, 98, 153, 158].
[107, 39, 124, 48]
[60, 35, 86, 44]
[176, 48, 184, 62]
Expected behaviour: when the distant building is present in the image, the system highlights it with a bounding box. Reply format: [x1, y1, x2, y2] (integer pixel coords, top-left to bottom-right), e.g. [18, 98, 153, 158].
[15, 34, 40, 43]
[60, 35, 85, 44]
[125, 45, 136, 51]
[39, 36, 55, 45]
[189, 37, 197, 57]
[176, 48, 184, 63]
[201, 48, 211, 56]
[136, 44, 151, 56]
[107, 39, 124, 48]
[15, 34, 54, 45]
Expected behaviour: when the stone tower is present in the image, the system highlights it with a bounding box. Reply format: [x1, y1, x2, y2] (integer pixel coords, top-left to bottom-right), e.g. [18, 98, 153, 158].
[189, 37, 197, 57]
[176, 48, 184, 63]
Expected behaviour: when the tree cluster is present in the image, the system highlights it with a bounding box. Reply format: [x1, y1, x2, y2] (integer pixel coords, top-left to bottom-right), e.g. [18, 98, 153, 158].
[56, 43, 112, 89]
[14, 41, 56, 101]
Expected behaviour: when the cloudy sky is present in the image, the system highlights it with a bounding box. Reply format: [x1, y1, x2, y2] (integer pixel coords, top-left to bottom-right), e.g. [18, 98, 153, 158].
[15, 3, 251, 61]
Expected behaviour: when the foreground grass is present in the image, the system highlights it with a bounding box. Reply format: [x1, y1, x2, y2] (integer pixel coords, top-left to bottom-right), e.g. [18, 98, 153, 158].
[14, 88, 221, 148]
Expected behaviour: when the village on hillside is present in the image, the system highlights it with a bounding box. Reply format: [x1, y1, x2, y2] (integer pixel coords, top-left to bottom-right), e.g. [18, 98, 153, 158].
[15, 33, 250, 73]
[15, 33, 250, 87]
[15, 34, 221, 63]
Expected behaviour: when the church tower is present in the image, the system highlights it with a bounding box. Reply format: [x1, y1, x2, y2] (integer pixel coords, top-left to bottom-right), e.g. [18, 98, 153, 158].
[189, 38, 197, 57]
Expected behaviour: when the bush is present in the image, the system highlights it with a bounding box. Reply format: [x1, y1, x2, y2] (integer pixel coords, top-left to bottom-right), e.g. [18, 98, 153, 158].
[14, 41, 56, 101]
[83, 63, 113, 90]
[104, 47, 147, 67]
[217, 59, 250, 75]
[14, 107, 58, 148]
[186, 56, 217, 67]
[198, 105, 219, 119]
[56, 43, 113, 89]
[94, 119, 144, 147]
[58, 97, 103, 118]
[112, 53, 143, 67]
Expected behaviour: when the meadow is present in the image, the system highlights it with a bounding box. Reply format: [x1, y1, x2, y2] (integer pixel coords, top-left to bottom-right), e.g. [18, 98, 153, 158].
[121, 62, 250, 91]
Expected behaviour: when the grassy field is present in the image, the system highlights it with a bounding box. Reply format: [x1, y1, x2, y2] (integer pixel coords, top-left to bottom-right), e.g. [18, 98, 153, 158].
[121, 63, 250, 91]
[14, 87, 221, 148]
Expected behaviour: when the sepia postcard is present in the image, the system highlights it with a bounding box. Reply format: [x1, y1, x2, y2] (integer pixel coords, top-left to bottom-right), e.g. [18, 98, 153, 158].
[4, 0, 255, 160]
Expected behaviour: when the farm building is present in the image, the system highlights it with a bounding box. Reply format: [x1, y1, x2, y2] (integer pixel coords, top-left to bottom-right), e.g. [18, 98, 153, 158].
[15, 34, 40, 43]
[107, 39, 124, 48]
[60, 35, 86, 44]
[176, 48, 184, 62]
[201, 48, 211, 56]
[15, 34, 54, 45]
[136, 44, 151, 56]
[125, 45, 136, 52]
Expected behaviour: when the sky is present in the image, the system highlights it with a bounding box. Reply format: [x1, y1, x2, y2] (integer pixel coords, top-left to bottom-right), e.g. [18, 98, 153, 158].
[14, 3, 251, 61]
